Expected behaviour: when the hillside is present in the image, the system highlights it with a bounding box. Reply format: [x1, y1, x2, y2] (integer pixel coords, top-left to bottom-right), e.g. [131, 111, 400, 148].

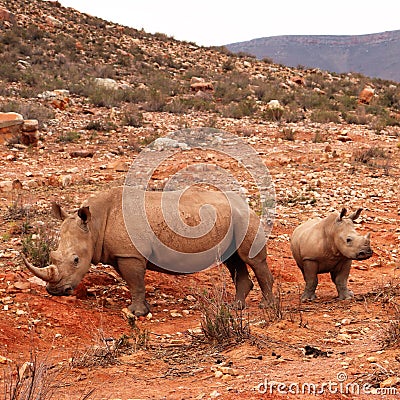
[226, 30, 400, 82]
[0, 1, 400, 399]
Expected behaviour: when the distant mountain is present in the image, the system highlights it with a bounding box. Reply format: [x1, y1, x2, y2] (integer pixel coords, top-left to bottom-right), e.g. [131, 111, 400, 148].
[226, 30, 400, 82]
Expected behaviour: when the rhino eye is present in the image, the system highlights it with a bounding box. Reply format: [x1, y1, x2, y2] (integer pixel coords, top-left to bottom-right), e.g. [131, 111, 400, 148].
[346, 237, 353, 244]
[73, 256, 79, 266]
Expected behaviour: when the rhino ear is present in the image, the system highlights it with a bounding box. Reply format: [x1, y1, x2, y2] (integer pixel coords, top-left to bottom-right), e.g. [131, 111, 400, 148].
[349, 208, 363, 221]
[52, 202, 69, 221]
[339, 208, 347, 220]
[78, 206, 91, 224]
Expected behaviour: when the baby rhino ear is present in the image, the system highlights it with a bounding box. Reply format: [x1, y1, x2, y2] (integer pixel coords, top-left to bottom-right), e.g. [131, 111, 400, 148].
[77, 206, 91, 224]
[339, 208, 347, 220]
[349, 208, 363, 221]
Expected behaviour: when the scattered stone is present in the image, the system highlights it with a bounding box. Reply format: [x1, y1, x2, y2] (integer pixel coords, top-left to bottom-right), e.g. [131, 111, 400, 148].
[94, 78, 119, 90]
[190, 77, 214, 92]
[69, 150, 94, 158]
[0, 355, 12, 364]
[0, 6, 15, 23]
[380, 376, 400, 388]
[45, 15, 62, 27]
[107, 160, 129, 172]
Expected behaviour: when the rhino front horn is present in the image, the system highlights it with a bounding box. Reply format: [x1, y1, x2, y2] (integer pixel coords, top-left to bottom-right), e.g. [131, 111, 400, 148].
[21, 254, 60, 283]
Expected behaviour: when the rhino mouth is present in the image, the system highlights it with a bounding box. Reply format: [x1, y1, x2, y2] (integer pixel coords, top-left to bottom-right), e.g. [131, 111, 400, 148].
[356, 250, 373, 260]
[46, 285, 74, 296]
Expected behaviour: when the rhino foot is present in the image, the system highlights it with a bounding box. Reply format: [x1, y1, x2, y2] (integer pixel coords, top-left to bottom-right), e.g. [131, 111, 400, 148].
[128, 300, 150, 317]
[338, 290, 354, 300]
[259, 296, 278, 309]
[301, 292, 316, 302]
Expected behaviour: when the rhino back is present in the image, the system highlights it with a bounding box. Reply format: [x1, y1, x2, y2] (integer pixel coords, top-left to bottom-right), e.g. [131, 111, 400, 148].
[291, 218, 325, 266]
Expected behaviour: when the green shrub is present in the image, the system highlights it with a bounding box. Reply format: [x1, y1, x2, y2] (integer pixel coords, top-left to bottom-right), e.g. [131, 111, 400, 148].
[122, 105, 144, 127]
[279, 128, 296, 141]
[310, 110, 341, 123]
[221, 99, 257, 119]
[58, 131, 81, 143]
[22, 226, 58, 268]
[142, 90, 167, 112]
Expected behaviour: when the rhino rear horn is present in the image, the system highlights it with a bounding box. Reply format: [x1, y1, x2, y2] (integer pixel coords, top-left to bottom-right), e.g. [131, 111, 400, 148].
[22, 254, 60, 283]
[349, 208, 363, 221]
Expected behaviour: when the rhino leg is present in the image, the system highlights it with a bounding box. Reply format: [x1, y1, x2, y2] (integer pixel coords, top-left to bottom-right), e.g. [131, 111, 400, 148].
[116, 257, 150, 316]
[300, 261, 318, 301]
[245, 257, 275, 308]
[225, 252, 254, 309]
[330, 260, 354, 300]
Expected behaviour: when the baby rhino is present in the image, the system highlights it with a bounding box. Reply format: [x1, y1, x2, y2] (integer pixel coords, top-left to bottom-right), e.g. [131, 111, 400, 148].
[291, 208, 372, 301]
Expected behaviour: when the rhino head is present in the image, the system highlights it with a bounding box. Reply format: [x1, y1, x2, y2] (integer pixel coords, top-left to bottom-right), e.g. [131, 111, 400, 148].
[333, 208, 373, 260]
[23, 203, 94, 296]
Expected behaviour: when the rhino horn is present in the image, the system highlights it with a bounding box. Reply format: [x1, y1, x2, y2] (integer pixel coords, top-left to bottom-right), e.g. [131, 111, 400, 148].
[21, 254, 60, 283]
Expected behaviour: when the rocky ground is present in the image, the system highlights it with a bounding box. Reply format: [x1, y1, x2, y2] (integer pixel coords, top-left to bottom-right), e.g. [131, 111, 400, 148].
[1, 104, 399, 399]
[1, 1, 400, 399]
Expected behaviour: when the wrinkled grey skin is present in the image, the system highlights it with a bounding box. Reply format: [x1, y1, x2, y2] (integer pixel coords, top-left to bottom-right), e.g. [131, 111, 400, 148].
[23, 187, 275, 316]
[290, 208, 372, 301]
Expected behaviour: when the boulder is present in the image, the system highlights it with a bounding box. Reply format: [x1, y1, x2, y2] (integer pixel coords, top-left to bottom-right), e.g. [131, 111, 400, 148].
[45, 15, 63, 28]
[39, 89, 70, 110]
[190, 77, 214, 92]
[0, 6, 15, 23]
[0, 114, 40, 146]
[94, 78, 119, 90]
[0, 113, 24, 144]
[290, 76, 305, 86]
[358, 85, 375, 104]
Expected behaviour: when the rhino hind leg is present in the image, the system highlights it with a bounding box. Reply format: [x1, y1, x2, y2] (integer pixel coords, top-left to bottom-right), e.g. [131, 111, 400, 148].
[242, 255, 275, 308]
[300, 261, 318, 301]
[330, 260, 354, 300]
[225, 252, 254, 309]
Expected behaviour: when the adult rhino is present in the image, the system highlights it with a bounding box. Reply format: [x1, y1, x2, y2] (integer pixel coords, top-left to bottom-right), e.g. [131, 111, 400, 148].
[23, 186, 275, 316]
[290, 208, 372, 301]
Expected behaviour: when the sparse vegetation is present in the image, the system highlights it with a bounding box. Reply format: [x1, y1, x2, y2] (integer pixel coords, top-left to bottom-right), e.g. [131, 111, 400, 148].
[21, 225, 58, 268]
[0, 1, 400, 397]
[58, 131, 81, 143]
[196, 280, 250, 344]
[71, 327, 149, 368]
[279, 128, 296, 141]
[353, 146, 388, 165]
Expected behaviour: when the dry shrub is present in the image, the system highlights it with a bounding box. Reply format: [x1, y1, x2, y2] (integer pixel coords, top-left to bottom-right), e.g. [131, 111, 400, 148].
[71, 327, 149, 368]
[196, 280, 250, 344]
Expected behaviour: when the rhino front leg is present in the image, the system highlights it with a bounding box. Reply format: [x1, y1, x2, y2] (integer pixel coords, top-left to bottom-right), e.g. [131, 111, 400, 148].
[116, 257, 150, 316]
[330, 260, 353, 300]
[300, 261, 318, 301]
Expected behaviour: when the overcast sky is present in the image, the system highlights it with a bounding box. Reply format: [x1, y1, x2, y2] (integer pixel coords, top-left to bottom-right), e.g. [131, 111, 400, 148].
[58, 1, 399, 46]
